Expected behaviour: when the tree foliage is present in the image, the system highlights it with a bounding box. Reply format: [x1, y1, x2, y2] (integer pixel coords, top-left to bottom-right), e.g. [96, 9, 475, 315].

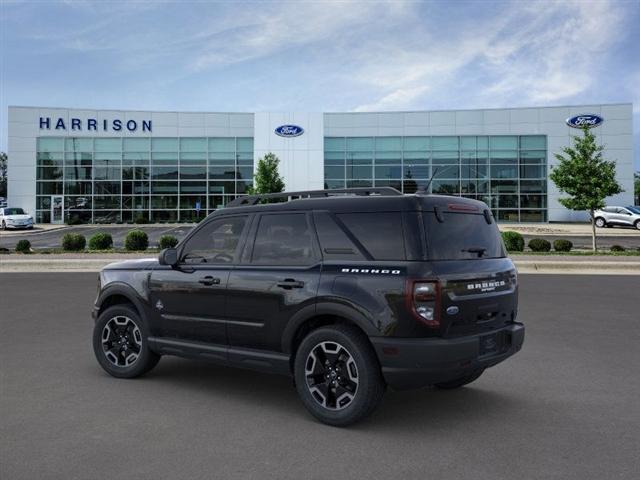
[549, 128, 623, 251]
[634, 172, 640, 205]
[248, 152, 285, 195]
[0, 152, 7, 198]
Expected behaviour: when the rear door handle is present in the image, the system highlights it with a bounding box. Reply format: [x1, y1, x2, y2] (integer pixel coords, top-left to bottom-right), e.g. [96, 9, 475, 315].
[277, 278, 305, 289]
[198, 276, 221, 286]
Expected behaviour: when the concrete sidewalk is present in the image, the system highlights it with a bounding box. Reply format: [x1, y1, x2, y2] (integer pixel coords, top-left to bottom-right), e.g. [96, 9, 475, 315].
[498, 223, 640, 236]
[1, 253, 639, 274]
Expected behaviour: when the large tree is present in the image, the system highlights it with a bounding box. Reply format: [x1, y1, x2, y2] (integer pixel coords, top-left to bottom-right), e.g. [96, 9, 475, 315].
[0, 152, 7, 198]
[549, 128, 623, 251]
[249, 152, 285, 195]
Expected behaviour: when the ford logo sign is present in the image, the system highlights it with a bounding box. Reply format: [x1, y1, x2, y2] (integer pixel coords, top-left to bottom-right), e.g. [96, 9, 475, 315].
[566, 114, 604, 129]
[275, 125, 304, 137]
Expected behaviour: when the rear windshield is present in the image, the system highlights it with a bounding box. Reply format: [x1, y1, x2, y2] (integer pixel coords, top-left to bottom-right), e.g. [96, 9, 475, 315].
[423, 212, 505, 260]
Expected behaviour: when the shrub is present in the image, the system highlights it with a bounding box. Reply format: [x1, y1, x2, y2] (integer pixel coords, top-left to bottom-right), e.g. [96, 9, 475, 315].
[610, 245, 625, 252]
[159, 235, 179, 249]
[125, 230, 148, 251]
[528, 238, 551, 252]
[501, 231, 524, 252]
[134, 215, 149, 224]
[553, 239, 573, 252]
[62, 233, 86, 251]
[88, 232, 113, 250]
[15, 239, 31, 253]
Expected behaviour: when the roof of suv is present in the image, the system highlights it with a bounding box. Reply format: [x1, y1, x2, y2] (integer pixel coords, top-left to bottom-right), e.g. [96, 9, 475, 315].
[218, 192, 490, 216]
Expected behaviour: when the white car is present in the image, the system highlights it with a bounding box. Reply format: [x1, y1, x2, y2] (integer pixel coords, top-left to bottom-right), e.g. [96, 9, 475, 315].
[593, 206, 640, 230]
[0, 207, 35, 230]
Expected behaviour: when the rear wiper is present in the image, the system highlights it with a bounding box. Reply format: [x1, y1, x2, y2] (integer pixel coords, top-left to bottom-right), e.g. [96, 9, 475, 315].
[461, 247, 487, 258]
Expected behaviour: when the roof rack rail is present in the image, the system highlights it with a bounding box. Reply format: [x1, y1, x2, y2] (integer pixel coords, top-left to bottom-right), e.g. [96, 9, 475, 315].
[225, 187, 402, 208]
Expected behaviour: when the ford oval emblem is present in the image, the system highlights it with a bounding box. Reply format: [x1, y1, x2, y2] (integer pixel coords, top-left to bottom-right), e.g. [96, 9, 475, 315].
[446, 306, 459, 316]
[566, 114, 604, 129]
[275, 125, 304, 137]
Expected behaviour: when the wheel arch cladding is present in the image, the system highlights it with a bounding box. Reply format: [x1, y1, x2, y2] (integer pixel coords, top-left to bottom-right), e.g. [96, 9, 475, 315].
[97, 285, 145, 318]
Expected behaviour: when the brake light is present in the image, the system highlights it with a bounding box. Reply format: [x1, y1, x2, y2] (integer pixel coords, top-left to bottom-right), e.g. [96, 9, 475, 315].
[448, 203, 479, 212]
[407, 280, 440, 328]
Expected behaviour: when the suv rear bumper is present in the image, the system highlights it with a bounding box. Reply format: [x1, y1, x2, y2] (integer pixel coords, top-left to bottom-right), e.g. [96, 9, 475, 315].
[370, 323, 524, 390]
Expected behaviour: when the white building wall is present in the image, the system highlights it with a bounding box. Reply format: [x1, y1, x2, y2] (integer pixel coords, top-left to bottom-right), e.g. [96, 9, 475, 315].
[6, 104, 634, 223]
[253, 112, 324, 191]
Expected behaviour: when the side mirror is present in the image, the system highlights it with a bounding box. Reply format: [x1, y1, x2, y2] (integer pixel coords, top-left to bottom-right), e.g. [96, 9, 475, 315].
[159, 248, 178, 267]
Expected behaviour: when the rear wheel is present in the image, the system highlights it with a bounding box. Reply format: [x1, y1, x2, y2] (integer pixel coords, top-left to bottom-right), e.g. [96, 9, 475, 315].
[93, 304, 160, 378]
[435, 369, 484, 389]
[294, 325, 385, 427]
[635, 220, 640, 230]
[1, 221, 5, 230]
[594, 217, 606, 228]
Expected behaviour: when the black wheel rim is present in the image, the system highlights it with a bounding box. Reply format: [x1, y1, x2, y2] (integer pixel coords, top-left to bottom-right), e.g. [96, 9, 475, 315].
[304, 341, 359, 411]
[101, 316, 143, 367]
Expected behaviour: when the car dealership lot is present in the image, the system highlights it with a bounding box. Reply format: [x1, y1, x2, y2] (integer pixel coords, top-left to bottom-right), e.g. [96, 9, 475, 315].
[1, 273, 639, 479]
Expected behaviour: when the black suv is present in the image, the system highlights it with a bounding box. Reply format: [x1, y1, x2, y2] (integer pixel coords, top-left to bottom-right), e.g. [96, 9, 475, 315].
[92, 188, 524, 426]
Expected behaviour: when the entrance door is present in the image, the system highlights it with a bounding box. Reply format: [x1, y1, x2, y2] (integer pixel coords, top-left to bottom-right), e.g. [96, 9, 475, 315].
[51, 195, 64, 224]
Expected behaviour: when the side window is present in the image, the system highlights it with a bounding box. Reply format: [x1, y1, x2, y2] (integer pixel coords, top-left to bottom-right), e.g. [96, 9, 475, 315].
[181, 215, 248, 264]
[336, 212, 406, 261]
[251, 213, 317, 265]
[313, 211, 366, 261]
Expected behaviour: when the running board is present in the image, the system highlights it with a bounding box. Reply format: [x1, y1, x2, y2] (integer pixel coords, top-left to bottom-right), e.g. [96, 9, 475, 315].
[148, 337, 291, 376]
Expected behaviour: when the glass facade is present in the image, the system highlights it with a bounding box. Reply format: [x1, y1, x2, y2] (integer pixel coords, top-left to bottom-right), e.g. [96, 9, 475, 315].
[36, 137, 253, 223]
[324, 135, 547, 222]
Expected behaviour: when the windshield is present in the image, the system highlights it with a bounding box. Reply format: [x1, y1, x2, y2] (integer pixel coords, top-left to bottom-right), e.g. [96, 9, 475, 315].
[4, 208, 25, 215]
[423, 212, 505, 260]
[626, 206, 640, 214]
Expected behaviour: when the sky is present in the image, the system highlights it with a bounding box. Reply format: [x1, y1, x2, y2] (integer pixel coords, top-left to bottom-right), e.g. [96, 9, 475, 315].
[1, 0, 639, 168]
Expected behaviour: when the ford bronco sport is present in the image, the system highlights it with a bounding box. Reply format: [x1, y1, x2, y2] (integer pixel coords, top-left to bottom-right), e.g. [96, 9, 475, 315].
[92, 188, 524, 426]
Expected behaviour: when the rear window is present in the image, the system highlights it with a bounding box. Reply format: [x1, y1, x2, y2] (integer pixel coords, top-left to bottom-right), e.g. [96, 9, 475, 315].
[423, 212, 505, 260]
[336, 212, 406, 260]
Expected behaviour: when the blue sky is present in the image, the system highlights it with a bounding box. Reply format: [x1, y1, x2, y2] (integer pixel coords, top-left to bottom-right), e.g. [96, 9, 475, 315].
[1, 0, 639, 168]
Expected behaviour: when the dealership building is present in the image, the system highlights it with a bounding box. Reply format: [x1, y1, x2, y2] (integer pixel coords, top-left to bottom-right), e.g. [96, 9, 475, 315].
[6, 103, 634, 224]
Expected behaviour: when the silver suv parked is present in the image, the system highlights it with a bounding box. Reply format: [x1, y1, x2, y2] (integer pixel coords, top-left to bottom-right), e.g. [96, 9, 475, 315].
[594, 206, 640, 230]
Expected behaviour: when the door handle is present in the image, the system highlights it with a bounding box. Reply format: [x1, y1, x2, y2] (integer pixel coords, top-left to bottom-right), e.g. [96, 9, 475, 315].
[277, 278, 305, 289]
[198, 276, 221, 286]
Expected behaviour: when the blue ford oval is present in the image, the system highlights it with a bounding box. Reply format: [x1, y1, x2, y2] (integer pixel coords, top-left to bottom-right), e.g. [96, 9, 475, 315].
[566, 114, 604, 129]
[275, 125, 304, 137]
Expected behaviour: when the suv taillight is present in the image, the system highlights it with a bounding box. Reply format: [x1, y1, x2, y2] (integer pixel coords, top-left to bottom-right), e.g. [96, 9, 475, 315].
[407, 280, 440, 328]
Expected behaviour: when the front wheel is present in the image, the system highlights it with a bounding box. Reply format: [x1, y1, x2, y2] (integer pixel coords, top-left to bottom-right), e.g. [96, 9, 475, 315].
[635, 220, 640, 230]
[435, 369, 484, 389]
[594, 217, 606, 228]
[1, 221, 5, 230]
[294, 325, 385, 427]
[93, 304, 160, 378]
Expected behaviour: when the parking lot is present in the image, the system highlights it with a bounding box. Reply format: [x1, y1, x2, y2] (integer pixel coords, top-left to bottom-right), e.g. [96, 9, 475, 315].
[1, 273, 639, 479]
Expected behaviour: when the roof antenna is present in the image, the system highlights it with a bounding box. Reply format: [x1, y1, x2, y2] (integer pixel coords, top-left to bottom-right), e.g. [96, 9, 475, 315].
[418, 167, 439, 195]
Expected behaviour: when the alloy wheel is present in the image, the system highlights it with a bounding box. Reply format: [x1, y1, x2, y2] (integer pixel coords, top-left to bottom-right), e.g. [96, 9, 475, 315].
[101, 316, 143, 367]
[304, 341, 359, 411]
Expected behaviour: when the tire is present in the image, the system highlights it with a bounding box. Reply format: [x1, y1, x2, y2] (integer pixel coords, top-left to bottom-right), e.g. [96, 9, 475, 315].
[294, 325, 385, 427]
[594, 217, 606, 228]
[435, 369, 484, 390]
[93, 304, 160, 378]
[635, 220, 640, 230]
[1, 221, 5, 230]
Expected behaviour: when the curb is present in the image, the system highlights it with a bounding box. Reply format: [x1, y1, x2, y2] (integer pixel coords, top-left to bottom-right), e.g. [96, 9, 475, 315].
[514, 260, 640, 275]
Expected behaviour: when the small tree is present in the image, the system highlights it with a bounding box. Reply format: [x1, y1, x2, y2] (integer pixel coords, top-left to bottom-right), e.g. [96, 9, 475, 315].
[549, 128, 623, 252]
[0, 152, 7, 198]
[248, 152, 285, 195]
[634, 172, 640, 205]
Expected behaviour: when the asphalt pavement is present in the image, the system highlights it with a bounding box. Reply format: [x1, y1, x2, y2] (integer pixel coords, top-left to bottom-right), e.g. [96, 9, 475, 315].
[1, 273, 639, 479]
